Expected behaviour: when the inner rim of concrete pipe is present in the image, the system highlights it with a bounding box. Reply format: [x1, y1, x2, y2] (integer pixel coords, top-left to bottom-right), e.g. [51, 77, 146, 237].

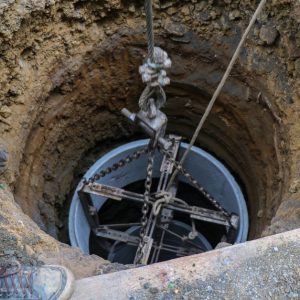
[69, 139, 248, 262]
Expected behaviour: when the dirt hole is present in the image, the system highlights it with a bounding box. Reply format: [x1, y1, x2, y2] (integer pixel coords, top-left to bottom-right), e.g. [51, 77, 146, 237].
[13, 33, 286, 263]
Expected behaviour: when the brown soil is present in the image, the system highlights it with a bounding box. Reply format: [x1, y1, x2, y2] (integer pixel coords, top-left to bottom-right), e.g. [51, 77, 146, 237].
[0, 0, 299, 277]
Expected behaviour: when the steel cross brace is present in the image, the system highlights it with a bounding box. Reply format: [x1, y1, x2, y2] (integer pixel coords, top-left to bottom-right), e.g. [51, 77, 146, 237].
[80, 182, 233, 227]
[78, 182, 238, 260]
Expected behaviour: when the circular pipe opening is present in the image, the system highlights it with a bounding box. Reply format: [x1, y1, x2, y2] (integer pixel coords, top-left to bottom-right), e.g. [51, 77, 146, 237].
[69, 139, 248, 263]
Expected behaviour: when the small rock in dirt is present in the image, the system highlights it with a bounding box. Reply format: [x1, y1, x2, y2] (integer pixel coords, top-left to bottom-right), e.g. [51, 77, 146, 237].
[149, 287, 159, 294]
[257, 210, 264, 218]
[259, 25, 279, 45]
[229, 10, 241, 20]
[294, 58, 300, 74]
[143, 282, 150, 289]
[164, 21, 188, 37]
[4, 250, 15, 256]
[128, 4, 135, 13]
[0, 106, 12, 119]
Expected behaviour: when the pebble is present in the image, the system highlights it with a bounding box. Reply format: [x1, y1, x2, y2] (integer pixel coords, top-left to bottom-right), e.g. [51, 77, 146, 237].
[149, 287, 159, 294]
[257, 210, 264, 218]
[294, 58, 300, 73]
[0, 106, 12, 119]
[199, 11, 211, 22]
[259, 25, 279, 45]
[143, 282, 150, 289]
[229, 10, 241, 20]
[4, 250, 15, 255]
[164, 21, 188, 37]
[128, 4, 135, 13]
[166, 7, 176, 15]
[181, 6, 190, 16]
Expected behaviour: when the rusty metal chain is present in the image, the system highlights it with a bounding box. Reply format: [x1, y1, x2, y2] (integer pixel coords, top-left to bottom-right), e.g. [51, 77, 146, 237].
[134, 147, 155, 264]
[160, 148, 231, 219]
[83, 148, 148, 185]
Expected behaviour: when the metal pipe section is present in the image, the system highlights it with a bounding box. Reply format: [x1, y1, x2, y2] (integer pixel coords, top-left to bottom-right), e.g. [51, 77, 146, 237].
[69, 139, 248, 254]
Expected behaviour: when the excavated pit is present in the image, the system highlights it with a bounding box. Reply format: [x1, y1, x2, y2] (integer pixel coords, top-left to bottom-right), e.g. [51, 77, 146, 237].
[13, 33, 286, 253]
[1, 1, 298, 272]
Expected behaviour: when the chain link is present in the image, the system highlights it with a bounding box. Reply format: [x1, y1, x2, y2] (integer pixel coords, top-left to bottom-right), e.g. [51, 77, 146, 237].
[134, 147, 155, 264]
[83, 148, 148, 185]
[160, 149, 231, 219]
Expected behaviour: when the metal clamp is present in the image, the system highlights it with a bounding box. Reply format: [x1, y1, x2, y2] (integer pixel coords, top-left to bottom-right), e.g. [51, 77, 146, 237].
[139, 47, 172, 88]
[121, 108, 171, 150]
